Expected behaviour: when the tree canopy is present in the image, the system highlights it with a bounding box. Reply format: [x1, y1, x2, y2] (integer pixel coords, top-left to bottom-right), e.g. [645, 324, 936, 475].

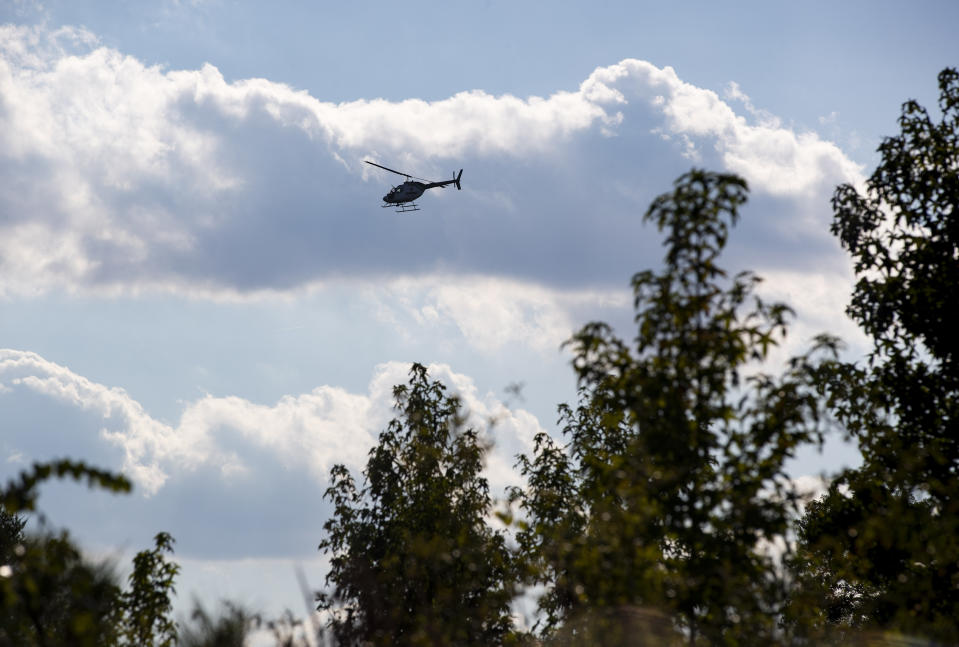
[318, 363, 518, 646]
[0, 461, 180, 647]
[788, 67, 959, 642]
[513, 170, 835, 645]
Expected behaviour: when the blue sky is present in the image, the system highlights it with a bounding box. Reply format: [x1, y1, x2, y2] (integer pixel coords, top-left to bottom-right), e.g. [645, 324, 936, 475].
[2, 0, 957, 631]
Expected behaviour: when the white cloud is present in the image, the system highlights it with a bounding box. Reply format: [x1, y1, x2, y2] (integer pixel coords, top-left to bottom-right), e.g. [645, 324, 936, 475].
[792, 474, 830, 503]
[370, 275, 630, 354]
[0, 348, 173, 492]
[753, 267, 870, 365]
[0, 25, 865, 297]
[819, 111, 840, 126]
[579, 60, 865, 198]
[0, 349, 542, 498]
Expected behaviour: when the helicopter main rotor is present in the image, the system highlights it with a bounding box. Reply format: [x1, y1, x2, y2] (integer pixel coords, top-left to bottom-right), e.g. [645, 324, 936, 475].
[364, 160, 429, 183]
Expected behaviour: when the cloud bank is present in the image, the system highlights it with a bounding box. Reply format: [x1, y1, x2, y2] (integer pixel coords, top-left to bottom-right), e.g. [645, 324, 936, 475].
[0, 24, 864, 297]
[1, 349, 540, 494]
[1, 348, 543, 554]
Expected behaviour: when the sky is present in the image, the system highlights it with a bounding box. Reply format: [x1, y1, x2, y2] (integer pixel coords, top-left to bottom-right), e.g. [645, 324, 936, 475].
[1, 0, 957, 632]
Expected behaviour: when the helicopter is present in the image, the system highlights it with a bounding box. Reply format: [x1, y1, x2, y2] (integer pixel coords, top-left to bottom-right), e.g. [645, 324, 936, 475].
[365, 160, 463, 212]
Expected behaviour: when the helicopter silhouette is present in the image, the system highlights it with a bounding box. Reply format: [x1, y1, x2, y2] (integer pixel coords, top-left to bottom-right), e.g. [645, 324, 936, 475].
[365, 160, 463, 212]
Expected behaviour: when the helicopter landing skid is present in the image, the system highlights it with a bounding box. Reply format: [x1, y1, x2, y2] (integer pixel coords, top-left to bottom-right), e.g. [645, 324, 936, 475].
[383, 202, 420, 213]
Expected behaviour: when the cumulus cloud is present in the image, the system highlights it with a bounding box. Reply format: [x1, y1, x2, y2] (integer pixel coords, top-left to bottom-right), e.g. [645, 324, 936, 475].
[0, 24, 864, 297]
[584, 60, 865, 198]
[368, 275, 630, 353]
[754, 268, 867, 348]
[0, 347, 175, 491]
[0, 349, 542, 498]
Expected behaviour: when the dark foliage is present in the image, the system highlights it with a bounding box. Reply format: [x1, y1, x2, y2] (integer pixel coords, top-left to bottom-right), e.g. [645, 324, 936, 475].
[788, 68, 959, 642]
[318, 363, 519, 646]
[0, 461, 179, 647]
[514, 171, 834, 645]
[118, 532, 180, 647]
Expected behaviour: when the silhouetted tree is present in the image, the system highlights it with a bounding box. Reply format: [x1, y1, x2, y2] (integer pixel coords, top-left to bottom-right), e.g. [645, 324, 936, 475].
[1, 461, 131, 646]
[318, 364, 519, 646]
[0, 508, 26, 564]
[788, 68, 959, 642]
[118, 532, 180, 647]
[0, 460, 180, 646]
[514, 171, 834, 645]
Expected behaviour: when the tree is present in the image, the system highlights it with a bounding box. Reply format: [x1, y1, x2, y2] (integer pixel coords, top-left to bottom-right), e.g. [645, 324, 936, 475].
[318, 364, 519, 646]
[789, 68, 959, 641]
[0, 528, 123, 647]
[0, 460, 180, 647]
[0, 460, 132, 647]
[514, 171, 834, 645]
[0, 508, 26, 565]
[118, 532, 180, 647]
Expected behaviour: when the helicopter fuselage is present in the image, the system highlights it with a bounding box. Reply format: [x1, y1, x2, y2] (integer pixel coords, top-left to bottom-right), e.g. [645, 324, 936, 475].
[383, 181, 428, 204]
[383, 176, 461, 205]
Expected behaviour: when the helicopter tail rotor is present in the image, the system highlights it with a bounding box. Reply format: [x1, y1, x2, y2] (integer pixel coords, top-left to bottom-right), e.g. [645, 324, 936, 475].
[454, 169, 463, 190]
